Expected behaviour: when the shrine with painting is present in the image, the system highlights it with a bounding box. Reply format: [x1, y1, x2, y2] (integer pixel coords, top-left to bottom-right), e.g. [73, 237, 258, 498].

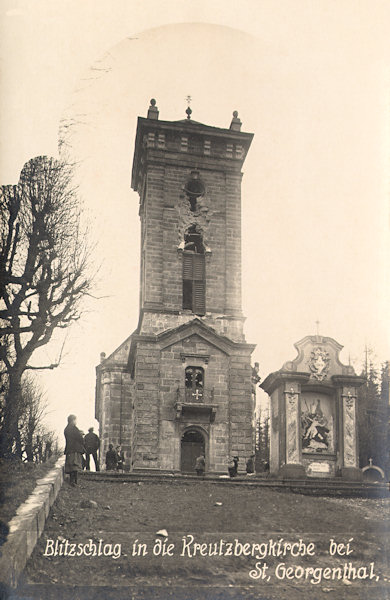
[261, 335, 365, 480]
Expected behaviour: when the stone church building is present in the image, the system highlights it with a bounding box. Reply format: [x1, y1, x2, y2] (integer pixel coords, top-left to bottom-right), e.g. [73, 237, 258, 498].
[95, 100, 256, 473]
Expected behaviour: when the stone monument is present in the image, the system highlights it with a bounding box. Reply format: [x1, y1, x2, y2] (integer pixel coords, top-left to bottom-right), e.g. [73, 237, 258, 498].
[261, 334, 365, 480]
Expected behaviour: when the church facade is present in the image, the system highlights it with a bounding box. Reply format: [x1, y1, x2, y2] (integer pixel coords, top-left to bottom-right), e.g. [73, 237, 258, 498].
[95, 101, 256, 473]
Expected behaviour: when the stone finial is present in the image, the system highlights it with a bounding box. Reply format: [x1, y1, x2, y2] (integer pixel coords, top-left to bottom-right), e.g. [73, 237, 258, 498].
[147, 98, 159, 120]
[185, 95, 192, 120]
[100, 352, 106, 363]
[230, 110, 242, 131]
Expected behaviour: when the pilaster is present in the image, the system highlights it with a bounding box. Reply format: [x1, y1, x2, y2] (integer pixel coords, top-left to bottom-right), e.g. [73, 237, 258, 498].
[284, 383, 300, 464]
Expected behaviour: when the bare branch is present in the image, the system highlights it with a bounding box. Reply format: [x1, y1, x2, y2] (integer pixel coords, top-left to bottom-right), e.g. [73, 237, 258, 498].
[0, 155, 97, 456]
[24, 363, 59, 371]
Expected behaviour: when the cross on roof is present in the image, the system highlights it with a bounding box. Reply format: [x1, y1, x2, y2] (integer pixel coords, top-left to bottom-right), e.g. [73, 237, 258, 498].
[185, 95, 192, 119]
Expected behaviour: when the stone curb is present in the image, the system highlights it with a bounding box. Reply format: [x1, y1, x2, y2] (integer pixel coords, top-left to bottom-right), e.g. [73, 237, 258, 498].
[81, 471, 390, 498]
[0, 456, 65, 588]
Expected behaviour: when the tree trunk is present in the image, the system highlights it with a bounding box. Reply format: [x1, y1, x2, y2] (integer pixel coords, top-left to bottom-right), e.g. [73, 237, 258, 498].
[0, 369, 23, 458]
[25, 432, 34, 462]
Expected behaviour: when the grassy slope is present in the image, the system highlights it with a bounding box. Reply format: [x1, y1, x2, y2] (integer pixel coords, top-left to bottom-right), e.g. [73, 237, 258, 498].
[0, 456, 60, 525]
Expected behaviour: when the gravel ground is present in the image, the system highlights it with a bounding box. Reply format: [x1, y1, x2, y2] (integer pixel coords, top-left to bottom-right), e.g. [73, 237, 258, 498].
[14, 476, 390, 600]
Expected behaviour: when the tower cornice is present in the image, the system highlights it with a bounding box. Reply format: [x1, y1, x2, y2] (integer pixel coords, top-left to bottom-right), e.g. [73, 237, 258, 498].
[131, 116, 253, 192]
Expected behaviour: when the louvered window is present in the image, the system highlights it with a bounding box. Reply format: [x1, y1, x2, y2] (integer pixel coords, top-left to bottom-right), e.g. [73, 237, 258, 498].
[183, 252, 205, 315]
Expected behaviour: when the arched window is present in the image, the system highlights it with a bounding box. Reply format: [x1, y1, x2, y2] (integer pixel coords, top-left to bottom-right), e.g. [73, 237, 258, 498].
[183, 226, 205, 315]
[185, 366, 204, 402]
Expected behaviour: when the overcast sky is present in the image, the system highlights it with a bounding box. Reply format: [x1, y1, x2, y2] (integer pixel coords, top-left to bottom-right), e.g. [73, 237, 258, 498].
[1, 0, 389, 438]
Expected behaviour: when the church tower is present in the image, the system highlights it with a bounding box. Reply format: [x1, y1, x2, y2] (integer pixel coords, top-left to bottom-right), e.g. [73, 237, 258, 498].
[96, 100, 256, 473]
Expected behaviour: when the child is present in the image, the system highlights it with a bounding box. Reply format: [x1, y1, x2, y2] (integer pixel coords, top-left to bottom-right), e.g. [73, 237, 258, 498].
[195, 454, 205, 476]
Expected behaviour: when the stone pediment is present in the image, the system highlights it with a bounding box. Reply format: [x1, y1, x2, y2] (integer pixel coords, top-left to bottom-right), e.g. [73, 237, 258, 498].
[282, 335, 356, 382]
[157, 320, 231, 355]
[156, 318, 255, 356]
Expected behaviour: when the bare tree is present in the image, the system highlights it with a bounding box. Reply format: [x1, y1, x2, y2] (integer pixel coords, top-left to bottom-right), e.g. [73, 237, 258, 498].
[15, 374, 47, 462]
[0, 156, 94, 457]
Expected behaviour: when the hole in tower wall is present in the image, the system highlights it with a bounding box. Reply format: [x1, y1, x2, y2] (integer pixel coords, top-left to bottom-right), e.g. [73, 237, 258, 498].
[184, 174, 205, 212]
[183, 225, 205, 254]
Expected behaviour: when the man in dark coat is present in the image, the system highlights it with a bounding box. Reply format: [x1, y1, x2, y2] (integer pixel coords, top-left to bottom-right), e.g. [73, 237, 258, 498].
[228, 456, 239, 477]
[105, 444, 118, 470]
[246, 454, 255, 475]
[84, 427, 100, 471]
[64, 414, 85, 486]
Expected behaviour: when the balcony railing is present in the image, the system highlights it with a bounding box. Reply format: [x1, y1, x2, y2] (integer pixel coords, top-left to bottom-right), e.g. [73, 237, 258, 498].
[176, 387, 214, 404]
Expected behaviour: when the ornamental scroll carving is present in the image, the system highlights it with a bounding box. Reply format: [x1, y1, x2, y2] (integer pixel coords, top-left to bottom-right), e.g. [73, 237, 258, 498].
[345, 390, 355, 409]
[308, 347, 330, 381]
[343, 395, 356, 467]
[285, 389, 299, 463]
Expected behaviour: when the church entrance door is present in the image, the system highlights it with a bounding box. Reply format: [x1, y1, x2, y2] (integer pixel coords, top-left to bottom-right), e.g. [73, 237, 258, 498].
[180, 429, 205, 473]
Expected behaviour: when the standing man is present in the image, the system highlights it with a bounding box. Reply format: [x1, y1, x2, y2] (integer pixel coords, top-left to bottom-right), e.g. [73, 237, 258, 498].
[64, 414, 85, 486]
[115, 445, 125, 471]
[246, 454, 255, 475]
[195, 454, 206, 477]
[84, 427, 100, 472]
[228, 455, 239, 477]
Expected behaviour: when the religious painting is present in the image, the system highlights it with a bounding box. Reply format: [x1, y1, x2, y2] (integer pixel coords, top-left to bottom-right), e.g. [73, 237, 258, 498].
[301, 393, 335, 454]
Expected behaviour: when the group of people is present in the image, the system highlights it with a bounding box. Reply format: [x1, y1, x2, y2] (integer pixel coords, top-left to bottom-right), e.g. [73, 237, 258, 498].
[65, 414, 259, 485]
[194, 454, 257, 477]
[228, 455, 256, 477]
[64, 414, 126, 485]
[105, 443, 125, 471]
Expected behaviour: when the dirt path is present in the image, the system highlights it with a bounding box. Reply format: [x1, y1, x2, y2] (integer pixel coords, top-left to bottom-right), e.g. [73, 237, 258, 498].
[15, 476, 390, 600]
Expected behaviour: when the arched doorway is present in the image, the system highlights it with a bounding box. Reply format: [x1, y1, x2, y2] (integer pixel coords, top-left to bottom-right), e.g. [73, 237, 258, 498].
[180, 429, 205, 473]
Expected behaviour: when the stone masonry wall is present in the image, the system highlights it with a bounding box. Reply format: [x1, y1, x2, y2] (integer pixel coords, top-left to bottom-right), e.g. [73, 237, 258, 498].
[140, 159, 245, 341]
[99, 369, 132, 468]
[131, 343, 160, 469]
[229, 352, 255, 468]
[131, 331, 254, 473]
[140, 311, 245, 342]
